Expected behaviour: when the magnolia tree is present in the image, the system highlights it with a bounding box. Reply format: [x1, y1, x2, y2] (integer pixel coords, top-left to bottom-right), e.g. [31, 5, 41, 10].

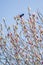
[0, 7, 43, 65]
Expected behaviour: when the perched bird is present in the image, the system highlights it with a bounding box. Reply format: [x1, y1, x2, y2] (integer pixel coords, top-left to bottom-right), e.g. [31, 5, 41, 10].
[19, 13, 24, 18]
[14, 13, 24, 20]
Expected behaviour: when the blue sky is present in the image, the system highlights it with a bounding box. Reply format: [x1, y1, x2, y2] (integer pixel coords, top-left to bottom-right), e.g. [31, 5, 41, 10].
[0, 0, 43, 25]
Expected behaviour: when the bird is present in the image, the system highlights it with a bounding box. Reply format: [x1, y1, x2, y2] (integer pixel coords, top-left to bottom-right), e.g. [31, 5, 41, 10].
[14, 13, 24, 20]
[19, 13, 24, 18]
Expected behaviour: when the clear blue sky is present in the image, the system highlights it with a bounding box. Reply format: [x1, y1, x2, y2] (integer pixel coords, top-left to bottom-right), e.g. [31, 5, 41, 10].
[0, 0, 43, 24]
